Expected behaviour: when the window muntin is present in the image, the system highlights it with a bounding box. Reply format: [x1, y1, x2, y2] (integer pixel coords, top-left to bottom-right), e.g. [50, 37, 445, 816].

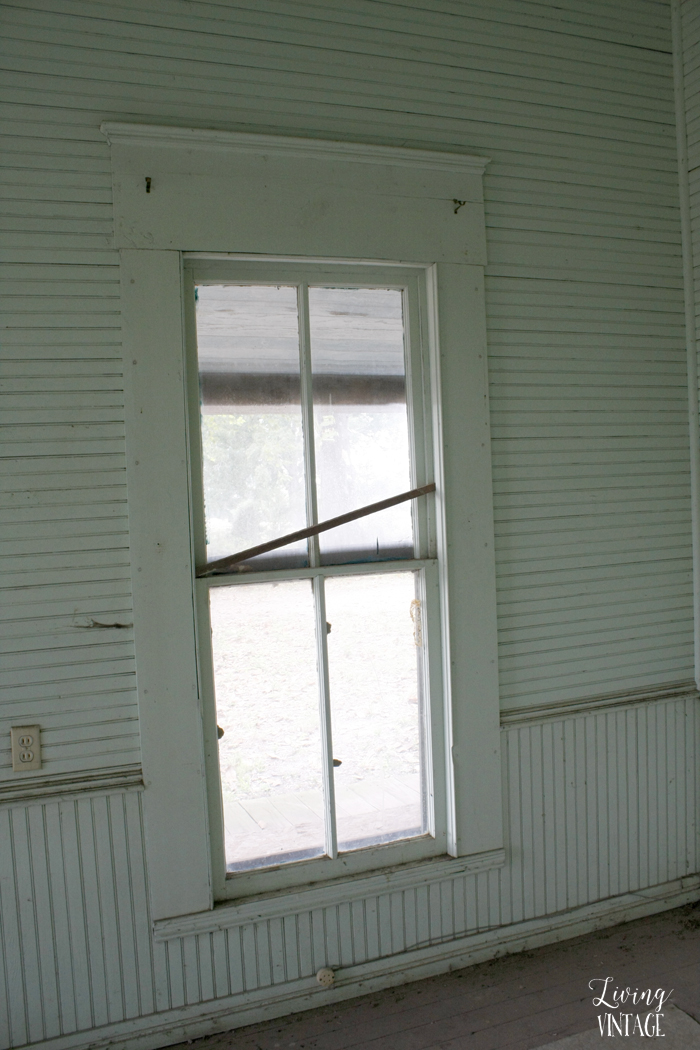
[187, 262, 444, 894]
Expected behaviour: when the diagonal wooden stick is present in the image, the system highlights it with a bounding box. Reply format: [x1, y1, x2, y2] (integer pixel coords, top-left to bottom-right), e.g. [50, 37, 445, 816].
[198, 482, 436, 577]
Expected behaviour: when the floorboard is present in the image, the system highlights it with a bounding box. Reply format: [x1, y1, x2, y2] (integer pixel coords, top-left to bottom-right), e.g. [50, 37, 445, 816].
[170, 900, 700, 1050]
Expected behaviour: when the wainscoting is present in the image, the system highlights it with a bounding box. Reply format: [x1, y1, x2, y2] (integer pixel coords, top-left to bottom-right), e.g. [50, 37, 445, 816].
[1, 690, 698, 1050]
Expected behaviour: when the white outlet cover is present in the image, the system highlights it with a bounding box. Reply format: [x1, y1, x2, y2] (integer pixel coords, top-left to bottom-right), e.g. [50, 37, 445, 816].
[10, 725, 41, 772]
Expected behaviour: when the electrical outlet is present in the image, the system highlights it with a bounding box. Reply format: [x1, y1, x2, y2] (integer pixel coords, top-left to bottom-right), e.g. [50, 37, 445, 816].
[11, 726, 41, 772]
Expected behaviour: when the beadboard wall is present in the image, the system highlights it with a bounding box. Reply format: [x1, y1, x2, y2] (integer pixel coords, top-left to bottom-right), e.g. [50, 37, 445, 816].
[2, 1, 700, 1047]
[0, 0, 694, 777]
[2, 694, 699, 1048]
[684, 0, 700, 407]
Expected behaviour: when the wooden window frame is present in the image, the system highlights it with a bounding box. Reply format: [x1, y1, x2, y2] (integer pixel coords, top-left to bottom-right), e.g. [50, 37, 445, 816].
[187, 260, 446, 900]
[106, 123, 503, 924]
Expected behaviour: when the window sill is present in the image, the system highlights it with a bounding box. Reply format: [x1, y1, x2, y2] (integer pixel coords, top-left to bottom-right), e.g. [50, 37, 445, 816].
[152, 847, 506, 940]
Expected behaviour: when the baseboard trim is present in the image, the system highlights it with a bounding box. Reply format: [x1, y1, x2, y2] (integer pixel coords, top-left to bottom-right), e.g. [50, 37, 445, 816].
[20, 872, 700, 1050]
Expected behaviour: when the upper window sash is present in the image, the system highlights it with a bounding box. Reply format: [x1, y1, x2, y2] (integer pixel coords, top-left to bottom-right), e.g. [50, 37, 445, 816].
[185, 262, 438, 576]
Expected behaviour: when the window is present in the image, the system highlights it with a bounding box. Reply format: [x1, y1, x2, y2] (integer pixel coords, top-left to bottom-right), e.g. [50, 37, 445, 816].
[107, 123, 502, 923]
[186, 262, 446, 896]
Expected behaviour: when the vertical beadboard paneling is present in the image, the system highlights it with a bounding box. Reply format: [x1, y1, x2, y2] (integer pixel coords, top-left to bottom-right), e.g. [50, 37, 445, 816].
[0, 789, 153, 1046]
[175, 694, 700, 994]
[0, 695, 698, 1046]
[500, 694, 700, 926]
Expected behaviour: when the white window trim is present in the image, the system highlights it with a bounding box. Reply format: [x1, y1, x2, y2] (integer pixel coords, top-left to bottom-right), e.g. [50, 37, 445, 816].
[188, 260, 444, 900]
[106, 123, 503, 923]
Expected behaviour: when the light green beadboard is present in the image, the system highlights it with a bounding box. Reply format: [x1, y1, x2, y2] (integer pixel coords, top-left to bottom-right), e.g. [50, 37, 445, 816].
[1, 5, 700, 1045]
[1, 694, 698, 1047]
[683, 0, 700, 418]
[0, 1, 693, 772]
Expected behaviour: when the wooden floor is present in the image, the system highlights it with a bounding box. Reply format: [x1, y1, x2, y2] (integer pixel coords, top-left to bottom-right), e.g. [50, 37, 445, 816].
[172, 901, 700, 1050]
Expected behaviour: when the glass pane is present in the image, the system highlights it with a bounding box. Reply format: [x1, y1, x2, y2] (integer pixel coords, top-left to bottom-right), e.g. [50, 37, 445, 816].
[309, 287, 413, 564]
[195, 285, 307, 567]
[324, 572, 427, 851]
[211, 581, 326, 871]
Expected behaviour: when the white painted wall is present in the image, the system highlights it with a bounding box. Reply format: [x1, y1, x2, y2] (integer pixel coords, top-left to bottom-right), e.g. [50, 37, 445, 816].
[1, 693, 698, 1047]
[1, 2, 699, 1047]
[683, 0, 700, 328]
[682, 0, 700, 512]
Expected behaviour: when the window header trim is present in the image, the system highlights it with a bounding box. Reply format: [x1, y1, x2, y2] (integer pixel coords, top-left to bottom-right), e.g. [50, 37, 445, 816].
[101, 122, 489, 175]
[102, 126, 489, 263]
